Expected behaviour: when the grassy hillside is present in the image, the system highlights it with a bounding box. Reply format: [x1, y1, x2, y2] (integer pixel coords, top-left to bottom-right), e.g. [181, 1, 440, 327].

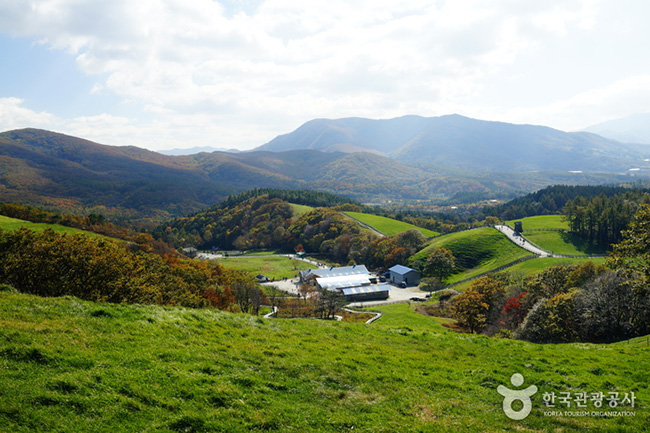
[344, 211, 439, 237]
[412, 228, 531, 283]
[506, 215, 568, 230]
[0, 292, 647, 432]
[504, 256, 607, 276]
[289, 203, 313, 218]
[0, 215, 109, 239]
[506, 215, 608, 255]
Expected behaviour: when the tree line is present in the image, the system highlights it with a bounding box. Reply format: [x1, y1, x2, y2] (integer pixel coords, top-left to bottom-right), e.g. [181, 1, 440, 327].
[482, 184, 648, 220]
[563, 191, 650, 248]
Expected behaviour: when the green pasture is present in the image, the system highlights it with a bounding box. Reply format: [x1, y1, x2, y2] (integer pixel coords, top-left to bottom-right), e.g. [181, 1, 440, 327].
[506, 215, 607, 256]
[344, 211, 439, 237]
[506, 215, 568, 230]
[216, 255, 317, 280]
[0, 215, 104, 239]
[290, 203, 313, 218]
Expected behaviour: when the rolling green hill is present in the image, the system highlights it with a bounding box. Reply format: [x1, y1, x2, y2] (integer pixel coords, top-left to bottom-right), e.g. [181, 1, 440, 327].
[0, 291, 647, 432]
[412, 227, 531, 283]
[344, 211, 439, 237]
[506, 215, 608, 256]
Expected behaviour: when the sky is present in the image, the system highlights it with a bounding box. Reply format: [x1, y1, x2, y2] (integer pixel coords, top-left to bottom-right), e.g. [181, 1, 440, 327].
[1, 0, 650, 151]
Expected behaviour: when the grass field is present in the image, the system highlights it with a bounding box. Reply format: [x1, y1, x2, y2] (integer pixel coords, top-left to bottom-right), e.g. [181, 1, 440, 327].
[344, 212, 439, 237]
[0, 215, 106, 239]
[216, 255, 317, 280]
[412, 228, 531, 284]
[506, 215, 607, 256]
[506, 215, 568, 230]
[503, 256, 607, 275]
[0, 291, 647, 432]
[289, 203, 313, 218]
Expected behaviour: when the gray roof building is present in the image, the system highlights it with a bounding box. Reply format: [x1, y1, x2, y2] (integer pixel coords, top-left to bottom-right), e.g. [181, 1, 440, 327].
[388, 265, 421, 286]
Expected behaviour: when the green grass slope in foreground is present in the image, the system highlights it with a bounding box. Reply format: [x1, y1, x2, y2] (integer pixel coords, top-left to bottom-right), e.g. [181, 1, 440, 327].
[344, 211, 439, 237]
[413, 227, 531, 284]
[0, 292, 647, 432]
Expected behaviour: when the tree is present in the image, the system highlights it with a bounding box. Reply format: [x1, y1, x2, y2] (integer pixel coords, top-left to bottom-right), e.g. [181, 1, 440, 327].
[452, 289, 488, 333]
[468, 275, 506, 328]
[420, 277, 445, 294]
[316, 290, 346, 319]
[231, 281, 256, 313]
[298, 284, 315, 303]
[423, 248, 456, 280]
[525, 265, 573, 302]
[575, 271, 650, 342]
[608, 203, 650, 291]
[514, 292, 579, 343]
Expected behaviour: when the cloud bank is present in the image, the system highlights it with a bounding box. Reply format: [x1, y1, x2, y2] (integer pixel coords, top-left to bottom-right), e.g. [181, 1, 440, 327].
[1, 0, 649, 149]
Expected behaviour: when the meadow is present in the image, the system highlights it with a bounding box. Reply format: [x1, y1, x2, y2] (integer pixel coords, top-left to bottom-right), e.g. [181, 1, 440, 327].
[289, 203, 313, 218]
[0, 291, 647, 432]
[344, 212, 439, 237]
[506, 215, 608, 256]
[216, 255, 317, 280]
[0, 215, 105, 238]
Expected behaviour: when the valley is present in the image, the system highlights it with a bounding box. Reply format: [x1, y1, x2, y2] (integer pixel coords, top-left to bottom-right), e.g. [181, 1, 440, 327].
[1, 119, 650, 431]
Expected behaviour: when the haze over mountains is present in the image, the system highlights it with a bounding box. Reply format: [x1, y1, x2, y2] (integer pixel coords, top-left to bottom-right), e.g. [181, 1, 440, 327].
[257, 114, 650, 172]
[1, 114, 649, 225]
[583, 113, 650, 145]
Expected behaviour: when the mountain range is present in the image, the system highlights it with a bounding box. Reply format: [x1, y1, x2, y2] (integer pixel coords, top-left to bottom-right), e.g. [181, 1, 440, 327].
[1, 115, 649, 225]
[256, 114, 650, 172]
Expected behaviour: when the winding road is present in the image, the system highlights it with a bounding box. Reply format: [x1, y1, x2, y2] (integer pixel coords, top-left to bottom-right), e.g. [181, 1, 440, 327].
[494, 224, 551, 257]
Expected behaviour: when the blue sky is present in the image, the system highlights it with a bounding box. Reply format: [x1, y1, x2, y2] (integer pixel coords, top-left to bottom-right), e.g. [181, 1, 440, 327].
[1, 0, 650, 151]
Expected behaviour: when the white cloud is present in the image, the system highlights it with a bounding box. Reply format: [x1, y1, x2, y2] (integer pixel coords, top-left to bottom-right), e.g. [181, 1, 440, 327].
[0, 0, 648, 149]
[494, 75, 650, 130]
[0, 97, 57, 129]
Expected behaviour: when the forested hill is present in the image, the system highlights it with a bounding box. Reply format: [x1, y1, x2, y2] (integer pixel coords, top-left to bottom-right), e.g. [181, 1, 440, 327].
[216, 189, 361, 210]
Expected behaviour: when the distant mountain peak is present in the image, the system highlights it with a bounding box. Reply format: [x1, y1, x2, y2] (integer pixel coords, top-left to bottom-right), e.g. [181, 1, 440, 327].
[583, 113, 650, 145]
[254, 114, 648, 172]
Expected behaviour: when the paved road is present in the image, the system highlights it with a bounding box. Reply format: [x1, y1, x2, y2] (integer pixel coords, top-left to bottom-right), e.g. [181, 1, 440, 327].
[494, 224, 550, 257]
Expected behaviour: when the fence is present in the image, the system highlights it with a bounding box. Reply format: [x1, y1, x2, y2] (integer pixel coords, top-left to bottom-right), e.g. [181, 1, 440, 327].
[445, 255, 538, 288]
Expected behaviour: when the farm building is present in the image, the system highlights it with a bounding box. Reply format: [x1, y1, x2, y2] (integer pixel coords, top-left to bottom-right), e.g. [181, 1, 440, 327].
[388, 265, 421, 287]
[299, 265, 389, 302]
[341, 285, 390, 302]
[299, 265, 369, 284]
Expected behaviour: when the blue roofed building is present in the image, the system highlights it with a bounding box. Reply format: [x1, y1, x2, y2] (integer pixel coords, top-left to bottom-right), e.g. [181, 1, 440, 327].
[388, 265, 421, 287]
